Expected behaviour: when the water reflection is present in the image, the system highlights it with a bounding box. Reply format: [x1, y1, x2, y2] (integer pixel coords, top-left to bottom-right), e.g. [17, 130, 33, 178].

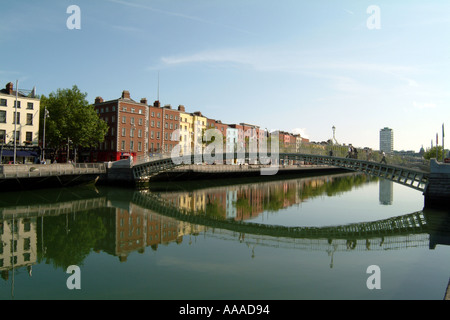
[379, 179, 393, 205]
[1, 173, 450, 286]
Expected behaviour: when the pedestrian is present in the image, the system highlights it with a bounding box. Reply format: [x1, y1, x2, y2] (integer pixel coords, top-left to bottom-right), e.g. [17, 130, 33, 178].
[380, 151, 387, 164]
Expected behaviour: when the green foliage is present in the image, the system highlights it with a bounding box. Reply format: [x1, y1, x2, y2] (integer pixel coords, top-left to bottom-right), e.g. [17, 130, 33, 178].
[40, 85, 108, 149]
[37, 211, 107, 270]
[423, 146, 443, 160]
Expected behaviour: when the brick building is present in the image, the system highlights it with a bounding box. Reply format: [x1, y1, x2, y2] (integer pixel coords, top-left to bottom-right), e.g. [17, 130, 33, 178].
[93, 90, 148, 162]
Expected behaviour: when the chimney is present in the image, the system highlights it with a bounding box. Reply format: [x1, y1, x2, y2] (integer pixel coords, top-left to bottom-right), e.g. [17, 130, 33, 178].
[178, 105, 185, 112]
[153, 100, 161, 108]
[122, 90, 131, 99]
[95, 96, 103, 104]
[163, 104, 172, 109]
[140, 98, 148, 105]
[6, 82, 13, 94]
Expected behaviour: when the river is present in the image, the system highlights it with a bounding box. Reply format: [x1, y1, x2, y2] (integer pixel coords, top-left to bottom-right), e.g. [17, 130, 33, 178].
[1, 171, 450, 300]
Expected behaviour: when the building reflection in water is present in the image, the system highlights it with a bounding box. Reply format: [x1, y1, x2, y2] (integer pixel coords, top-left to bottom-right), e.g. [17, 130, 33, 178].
[5, 172, 442, 282]
[379, 179, 393, 205]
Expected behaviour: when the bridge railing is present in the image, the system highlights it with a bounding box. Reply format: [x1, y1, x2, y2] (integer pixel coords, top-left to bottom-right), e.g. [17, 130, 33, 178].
[134, 153, 173, 166]
[134, 146, 430, 171]
[296, 145, 430, 172]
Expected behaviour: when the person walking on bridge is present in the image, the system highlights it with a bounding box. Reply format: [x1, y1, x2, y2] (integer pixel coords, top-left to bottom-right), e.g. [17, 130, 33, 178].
[380, 151, 387, 164]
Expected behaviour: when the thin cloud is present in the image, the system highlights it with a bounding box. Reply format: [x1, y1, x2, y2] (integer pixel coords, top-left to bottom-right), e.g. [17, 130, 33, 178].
[156, 46, 421, 89]
[106, 0, 255, 35]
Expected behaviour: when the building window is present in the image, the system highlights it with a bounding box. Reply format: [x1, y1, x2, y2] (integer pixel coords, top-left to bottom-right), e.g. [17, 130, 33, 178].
[26, 132, 32, 142]
[26, 102, 33, 110]
[0, 130, 6, 143]
[122, 128, 126, 137]
[151, 120, 155, 127]
[138, 142, 142, 151]
[0, 110, 6, 123]
[130, 128, 134, 137]
[139, 119, 143, 125]
[151, 112, 155, 117]
[151, 131, 154, 139]
[138, 129, 142, 138]
[130, 141, 134, 151]
[26, 113, 33, 125]
[0, 99, 6, 107]
[131, 108, 135, 113]
[157, 121, 160, 128]
[157, 113, 160, 118]
[122, 116, 126, 124]
[165, 122, 168, 129]
[121, 140, 125, 150]
[112, 115, 116, 122]
[131, 117, 135, 125]
[156, 132, 160, 139]
[14, 101, 21, 108]
[13, 112, 20, 124]
[138, 109, 142, 114]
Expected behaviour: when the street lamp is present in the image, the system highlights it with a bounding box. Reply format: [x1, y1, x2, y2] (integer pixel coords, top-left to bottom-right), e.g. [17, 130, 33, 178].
[67, 137, 72, 163]
[1, 133, 9, 164]
[42, 107, 49, 162]
[13, 80, 18, 164]
[131, 123, 136, 157]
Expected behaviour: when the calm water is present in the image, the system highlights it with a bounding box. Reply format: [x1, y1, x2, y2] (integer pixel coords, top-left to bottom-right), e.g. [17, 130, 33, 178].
[1, 172, 450, 300]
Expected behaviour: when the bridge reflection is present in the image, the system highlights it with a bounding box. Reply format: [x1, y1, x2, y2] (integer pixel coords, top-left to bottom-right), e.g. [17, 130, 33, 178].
[1, 173, 450, 278]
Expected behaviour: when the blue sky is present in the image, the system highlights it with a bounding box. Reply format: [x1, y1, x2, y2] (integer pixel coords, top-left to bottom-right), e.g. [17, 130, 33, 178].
[1, 0, 449, 152]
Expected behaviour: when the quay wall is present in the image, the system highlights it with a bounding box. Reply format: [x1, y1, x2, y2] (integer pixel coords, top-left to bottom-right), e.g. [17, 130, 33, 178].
[424, 159, 450, 208]
[424, 159, 450, 209]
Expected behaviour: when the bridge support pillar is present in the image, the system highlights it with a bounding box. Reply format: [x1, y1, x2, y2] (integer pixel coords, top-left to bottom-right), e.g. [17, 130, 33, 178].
[100, 158, 135, 186]
[424, 159, 450, 209]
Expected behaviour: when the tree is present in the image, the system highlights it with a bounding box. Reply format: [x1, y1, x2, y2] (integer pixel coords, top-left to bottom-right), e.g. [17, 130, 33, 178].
[423, 146, 443, 160]
[40, 86, 108, 159]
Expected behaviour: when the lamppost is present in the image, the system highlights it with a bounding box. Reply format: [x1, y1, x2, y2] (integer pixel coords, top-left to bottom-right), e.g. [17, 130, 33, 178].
[13, 80, 18, 164]
[131, 123, 136, 157]
[67, 137, 72, 163]
[42, 107, 49, 162]
[1, 133, 9, 164]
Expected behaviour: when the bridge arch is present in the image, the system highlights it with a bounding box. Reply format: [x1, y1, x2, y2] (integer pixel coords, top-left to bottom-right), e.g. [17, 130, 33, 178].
[132, 153, 429, 192]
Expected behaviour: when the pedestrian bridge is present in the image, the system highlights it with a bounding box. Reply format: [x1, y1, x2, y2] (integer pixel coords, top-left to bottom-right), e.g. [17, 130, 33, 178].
[132, 153, 429, 192]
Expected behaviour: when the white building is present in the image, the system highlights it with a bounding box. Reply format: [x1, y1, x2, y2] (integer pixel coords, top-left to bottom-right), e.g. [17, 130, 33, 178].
[0, 82, 40, 163]
[380, 127, 394, 153]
